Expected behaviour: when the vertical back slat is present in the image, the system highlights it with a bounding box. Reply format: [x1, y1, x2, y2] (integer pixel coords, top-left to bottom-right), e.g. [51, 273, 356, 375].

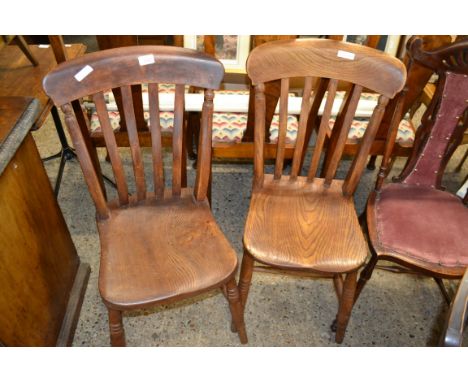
[323, 84, 363, 186]
[273, 78, 290, 179]
[148, 83, 164, 199]
[172, 84, 185, 197]
[121, 85, 146, 201]
[61, 103, 110, 219]
[72, 100, 107, 199]
[342, 96, 390, 196]
[375, 89, 407, 191]
[194, 89, 214, 201]
[254, 83, 266, 190]
[93, 92, 129, 205]
[307, 79, 338, 181]
[290, 76, 314, 179]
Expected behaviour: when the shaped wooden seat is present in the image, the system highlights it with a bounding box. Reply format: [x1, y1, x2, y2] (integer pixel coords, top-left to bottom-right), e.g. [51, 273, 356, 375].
[43, 46, 247, 346]
[244, 175, 367, 273]
[239, 38, 406, 344]
[99, 190, 238, 309]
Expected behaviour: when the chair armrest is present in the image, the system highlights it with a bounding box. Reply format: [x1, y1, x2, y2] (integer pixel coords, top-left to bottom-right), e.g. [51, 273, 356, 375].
[443, 270, 468, 346]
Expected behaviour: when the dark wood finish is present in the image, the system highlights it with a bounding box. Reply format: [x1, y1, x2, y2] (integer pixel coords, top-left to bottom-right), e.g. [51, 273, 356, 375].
[324, 36, 452, 172]
[43, 46, 247, 346]
[0, 43, 86, 128]
[48, 35, 67, 64]
[367, 36, 452, 169]
[0, 96, 89, 346]
[240, 39, 406, 344]
[2, 35, 39, 66]
[356, 37, 468, 322]
[442, 269, 468, 346]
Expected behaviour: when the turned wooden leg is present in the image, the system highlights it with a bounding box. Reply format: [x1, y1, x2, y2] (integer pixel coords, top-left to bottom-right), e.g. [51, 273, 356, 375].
[226, 278, 248, 344]
[354, 253, 378, 304]
[335, 271, 358, 344]
[239, 249, 255, 308]
[108, 308, 126, 346]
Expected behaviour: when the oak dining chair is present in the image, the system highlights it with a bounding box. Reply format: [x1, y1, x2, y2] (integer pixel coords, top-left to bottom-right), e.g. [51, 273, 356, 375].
[43, 46, 247, 346]
[238, 38, 406, 343]
[354, 37, 468, 327]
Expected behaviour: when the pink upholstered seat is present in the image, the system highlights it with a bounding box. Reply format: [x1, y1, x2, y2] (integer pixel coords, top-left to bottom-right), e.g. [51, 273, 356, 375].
[373, 183, 468, 267]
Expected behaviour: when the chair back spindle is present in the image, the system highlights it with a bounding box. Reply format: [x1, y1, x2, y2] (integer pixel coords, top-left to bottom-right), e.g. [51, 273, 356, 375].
[43, 46, 224, 217]
[381, 37, 468, 190]
[247, 39, 406, 195]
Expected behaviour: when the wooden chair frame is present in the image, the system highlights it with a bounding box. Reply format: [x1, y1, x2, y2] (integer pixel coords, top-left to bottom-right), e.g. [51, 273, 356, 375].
[238, 38, 406, 344]
[355, 37, 468, 325]
[43, 46, 247, 346]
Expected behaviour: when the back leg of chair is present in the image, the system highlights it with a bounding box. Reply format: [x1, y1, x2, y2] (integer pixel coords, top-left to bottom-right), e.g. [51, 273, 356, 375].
[455, 146, 468, 172]
[354, 252, 379, 304]
[108, 308, 126, 346]
[225, 278, 248, 344]
[335, 271, 358, 344]
[434, 277, 451, 305]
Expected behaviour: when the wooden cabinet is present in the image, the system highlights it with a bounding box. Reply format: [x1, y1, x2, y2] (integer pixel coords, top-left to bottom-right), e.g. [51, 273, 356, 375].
[0, 97, 89, 346]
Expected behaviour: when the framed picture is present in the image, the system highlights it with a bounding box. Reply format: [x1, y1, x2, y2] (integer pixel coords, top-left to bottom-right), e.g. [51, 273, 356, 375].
[183, 35, 251, 73]
[342, 35, 401, 56]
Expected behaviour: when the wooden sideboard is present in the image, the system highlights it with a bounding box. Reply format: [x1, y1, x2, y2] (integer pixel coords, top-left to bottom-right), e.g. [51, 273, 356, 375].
[0, 96, 89, 346]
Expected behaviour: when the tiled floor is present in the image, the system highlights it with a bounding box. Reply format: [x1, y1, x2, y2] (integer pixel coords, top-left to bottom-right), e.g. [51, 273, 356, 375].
[31, 109, 467, 346]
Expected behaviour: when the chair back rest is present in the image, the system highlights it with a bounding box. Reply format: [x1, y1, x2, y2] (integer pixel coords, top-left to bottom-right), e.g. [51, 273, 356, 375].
[396, 37, 468, 188]
[246, 38, 406, 195]
[43, 46, 224, 219]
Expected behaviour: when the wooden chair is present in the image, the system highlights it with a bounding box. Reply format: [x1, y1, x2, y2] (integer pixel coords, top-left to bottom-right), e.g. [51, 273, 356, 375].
[190, 35, 299, 162]
[442, 268, 468, 346]
[43, 46, 247, 346]
[322, 36, 453, 173]
[354, 37, 468, 324]
[1, 35, 38, 66]
[238, 38, 406, 344]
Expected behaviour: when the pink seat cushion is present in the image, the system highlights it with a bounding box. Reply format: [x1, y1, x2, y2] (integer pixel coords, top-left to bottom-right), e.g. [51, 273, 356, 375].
[374, 183, 468, 267]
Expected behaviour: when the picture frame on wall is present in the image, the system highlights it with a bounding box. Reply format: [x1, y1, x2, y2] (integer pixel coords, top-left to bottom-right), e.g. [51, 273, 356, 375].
[183, 35, 251, 73]
[342, 35, 401, 56]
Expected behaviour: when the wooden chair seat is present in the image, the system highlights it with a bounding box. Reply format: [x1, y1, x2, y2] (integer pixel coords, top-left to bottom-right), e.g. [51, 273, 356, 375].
[244, 175, 368, 274]
[43, 46, 248, 345]
[98, 190, 238, 310]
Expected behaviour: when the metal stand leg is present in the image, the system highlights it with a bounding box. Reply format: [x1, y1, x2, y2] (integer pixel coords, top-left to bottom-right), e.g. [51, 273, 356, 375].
[42, 106, 116, 197]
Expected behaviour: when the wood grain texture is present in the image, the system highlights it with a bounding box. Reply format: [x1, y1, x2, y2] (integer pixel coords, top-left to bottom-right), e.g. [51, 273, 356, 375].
[0, 44, 86, 128]
[44, 47, 247, 345]
[121, 85, 146, 200]
[246, 38, 406, 98]
[98, 190, 237, 310]
[244, 175, 367, 274]
[273, 78, 290, 179]
[43, 46, 224, 106]
[148, 83, 165, 199]
[0, 134, 79, 346]
[307, 79, 337, 180]
[93, 92, 129, 204]
[241, 38, 406, 343]
[172, 84, 185, 197]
